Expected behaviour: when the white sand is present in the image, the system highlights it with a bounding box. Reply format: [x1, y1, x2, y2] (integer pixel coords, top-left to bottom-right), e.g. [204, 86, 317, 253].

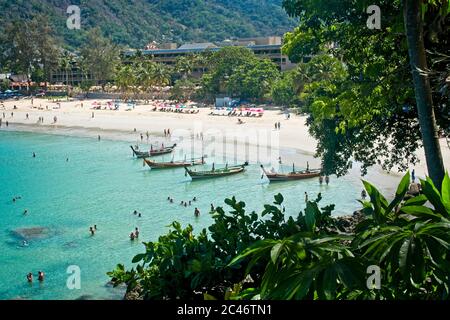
[1, 97, 449, 189]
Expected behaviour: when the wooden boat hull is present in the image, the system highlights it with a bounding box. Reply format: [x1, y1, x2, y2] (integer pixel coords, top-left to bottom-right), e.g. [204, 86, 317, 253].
[131, 144, 176, 158]
[265, 171, 321, 182]
[144, 158, 204, 169]
[185, 163, 248, 180]
[261, 165, 321, 182]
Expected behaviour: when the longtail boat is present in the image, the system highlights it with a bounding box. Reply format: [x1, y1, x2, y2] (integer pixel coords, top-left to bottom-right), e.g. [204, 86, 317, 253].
[185, 162, 249, 180]
[143, 156, 206, 169]
[260, 164, 321, 182]
[130, 144, 177, 158]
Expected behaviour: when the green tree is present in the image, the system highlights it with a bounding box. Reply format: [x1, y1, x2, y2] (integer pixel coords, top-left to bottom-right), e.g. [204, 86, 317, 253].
[227, 59, 280, 101]
[403, 0, 446, 187]
[281, 0, 449, 182]
[1, 15, 60, 85]
[79, 28, 120, 89]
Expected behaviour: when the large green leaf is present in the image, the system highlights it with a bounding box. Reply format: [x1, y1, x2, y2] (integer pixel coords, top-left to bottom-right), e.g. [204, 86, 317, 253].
[421, 177, 448, 215]
[399, 237, 412, 277]
[270, 242, 284, 264]
[385, 171, 410, 214]
[304, 202, 317, 232]
[442, 173, 450, 211]
[400, 205, 441, 220]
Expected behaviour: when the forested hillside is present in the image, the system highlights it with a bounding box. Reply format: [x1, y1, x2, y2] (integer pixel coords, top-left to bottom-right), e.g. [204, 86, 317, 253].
[0, 0, 295, 48]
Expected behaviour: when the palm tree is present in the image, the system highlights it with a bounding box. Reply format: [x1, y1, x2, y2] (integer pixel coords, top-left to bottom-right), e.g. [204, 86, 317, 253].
[59, 51, 72, 98]
[175, 55, 195, 79]
[115, 64, 135, 100]
[151, 63, 172, 99]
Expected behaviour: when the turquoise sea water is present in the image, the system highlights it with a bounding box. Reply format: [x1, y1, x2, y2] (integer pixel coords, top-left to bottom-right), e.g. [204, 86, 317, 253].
[0, 130, 363, 300]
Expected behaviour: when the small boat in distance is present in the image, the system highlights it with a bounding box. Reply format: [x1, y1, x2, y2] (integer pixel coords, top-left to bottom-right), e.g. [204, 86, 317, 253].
[185, 162, 249, 180]
[143, 156, 206, 169]
[130, 144, 177, 158]
[260, 164, 321, 182]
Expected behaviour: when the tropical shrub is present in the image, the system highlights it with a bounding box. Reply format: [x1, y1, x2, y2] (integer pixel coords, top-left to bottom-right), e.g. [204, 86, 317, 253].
[109, 172, 450, 300]
[107, 193, 339, 299]
[230, 172, 450, 300]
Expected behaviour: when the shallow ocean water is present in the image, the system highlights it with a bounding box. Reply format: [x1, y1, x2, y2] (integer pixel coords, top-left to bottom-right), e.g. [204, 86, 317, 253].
[0, 130, 365, 300]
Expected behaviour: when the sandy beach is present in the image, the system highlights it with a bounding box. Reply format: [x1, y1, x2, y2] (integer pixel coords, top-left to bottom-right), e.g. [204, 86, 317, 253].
[1, 97, 449, 190]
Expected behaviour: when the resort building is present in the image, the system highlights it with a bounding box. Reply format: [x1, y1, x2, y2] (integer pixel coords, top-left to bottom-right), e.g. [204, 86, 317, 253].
[49, 36, 298, 85]
[130, 36, 297, 73]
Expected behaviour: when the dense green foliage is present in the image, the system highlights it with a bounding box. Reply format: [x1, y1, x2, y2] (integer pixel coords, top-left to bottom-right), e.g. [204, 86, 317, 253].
[200, 47, 280, 101]
[0, 15, 60, 82]
[280, 0, 449, 178]
[0, 0, 295, 49]
[109, 172, 450, 300]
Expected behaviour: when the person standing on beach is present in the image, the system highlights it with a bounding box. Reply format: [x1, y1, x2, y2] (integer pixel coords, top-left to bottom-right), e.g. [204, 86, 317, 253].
[278, 122, 281, 130]
[92, 112, 94, 119]
[140, 133, 143, 141]
[146, 131, 149, 140]
[325, 176, 330, 185]
[6, 120, 8, 127]
[26, 113, 29, 120]
[164, 129, 167, 137]
[0, 118, 2, 127]
[412, 169, 416, 182]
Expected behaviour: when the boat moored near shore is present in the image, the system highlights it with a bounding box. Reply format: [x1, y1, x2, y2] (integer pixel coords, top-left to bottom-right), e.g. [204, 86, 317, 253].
[260, 164, 321, 182]
[184, 162, 249, 180]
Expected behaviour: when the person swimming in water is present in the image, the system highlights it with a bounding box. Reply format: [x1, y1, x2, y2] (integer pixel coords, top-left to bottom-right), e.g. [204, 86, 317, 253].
[138, 213, 142, 218]
[194, 208, 200, 217]
[38, 271, 45, 282]
[135, 227, 140, 238]
[23, 209, 28, 215]
[89, 227, 95, 236]
[130, 232, 135, 241]
[94, 225, 97, 231]
[33, 152, 36, 158]
[133, 210, 138, 215]
[27, 273, 33, 283]
[210, 204, 215, 212]
[193, 197, 197, 202]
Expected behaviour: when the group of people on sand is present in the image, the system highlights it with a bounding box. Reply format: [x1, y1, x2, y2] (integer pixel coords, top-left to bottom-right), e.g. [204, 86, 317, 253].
[274, 122, 281, 130]
[163, 129, 171, 137]
[27, 271, 45, 283]
[89, 225, 98, 236]
[130, 227, 140, 241]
